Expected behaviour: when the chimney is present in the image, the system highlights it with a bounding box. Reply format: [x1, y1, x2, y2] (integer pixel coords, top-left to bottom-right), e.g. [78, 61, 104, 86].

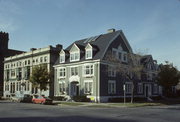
[107, 28, 116, 33]
[30, 48, 37, 51]
[0, 31, 9, 50]
[56, 44, 62, 50]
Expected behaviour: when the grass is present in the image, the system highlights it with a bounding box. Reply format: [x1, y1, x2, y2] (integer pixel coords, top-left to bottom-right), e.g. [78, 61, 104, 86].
[109, 102, 164, 107]
[58, 102, 84, 106]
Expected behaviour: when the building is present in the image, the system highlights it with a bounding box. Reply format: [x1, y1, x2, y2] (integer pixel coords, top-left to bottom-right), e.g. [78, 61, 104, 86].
[0, 32, 23, 96]
[3, 44, 62, 98]
[140, 55, 162, 97]
[54, 29, 160, 102]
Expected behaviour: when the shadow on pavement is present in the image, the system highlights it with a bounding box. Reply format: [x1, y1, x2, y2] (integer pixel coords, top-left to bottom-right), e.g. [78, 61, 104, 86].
[0, 116, 137, 122]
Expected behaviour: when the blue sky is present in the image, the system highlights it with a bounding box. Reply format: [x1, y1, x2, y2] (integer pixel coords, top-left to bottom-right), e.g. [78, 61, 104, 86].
[0, 0, 180, 69]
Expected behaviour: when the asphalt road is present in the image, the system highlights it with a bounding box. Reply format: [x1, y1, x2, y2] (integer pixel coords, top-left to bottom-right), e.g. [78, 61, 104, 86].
[0, 100, 180, 122]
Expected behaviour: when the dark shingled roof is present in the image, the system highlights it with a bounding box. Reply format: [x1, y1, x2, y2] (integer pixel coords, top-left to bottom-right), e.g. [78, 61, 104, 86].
[54, 30, 126, 65]
[140, 55, 152, 65]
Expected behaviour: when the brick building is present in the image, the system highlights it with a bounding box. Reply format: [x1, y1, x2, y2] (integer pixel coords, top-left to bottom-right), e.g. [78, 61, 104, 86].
[0, 32, 23, 96]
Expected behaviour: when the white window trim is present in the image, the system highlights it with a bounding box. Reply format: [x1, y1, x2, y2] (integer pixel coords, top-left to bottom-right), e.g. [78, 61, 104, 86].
[83, 64, 94, 77]
[70, 66, 79, 76]
[108, 65, 116, 77]
[125, 82, 132, 94]
[85, 49, 92, 59]
[60, 54, 65, 63]
[58, 67, 66, 78]
[112, 47, 128, 62]
[70, 51, 80, 62]
[84, 80, 93, 94]
[58, 80, 66, 94]
[108, 80, 116, 94]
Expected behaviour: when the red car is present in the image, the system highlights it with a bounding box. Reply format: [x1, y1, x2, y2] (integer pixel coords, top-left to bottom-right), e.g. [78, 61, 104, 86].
[32, 95, 52, 104]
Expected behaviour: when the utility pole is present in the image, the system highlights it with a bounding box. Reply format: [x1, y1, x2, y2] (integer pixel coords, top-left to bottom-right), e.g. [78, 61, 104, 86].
[123, 84, 126, 105]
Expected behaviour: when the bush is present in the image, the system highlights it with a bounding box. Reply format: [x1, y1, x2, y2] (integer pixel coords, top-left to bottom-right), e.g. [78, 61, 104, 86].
[72, 95, 91, 102]
[150, 96, 163, 100]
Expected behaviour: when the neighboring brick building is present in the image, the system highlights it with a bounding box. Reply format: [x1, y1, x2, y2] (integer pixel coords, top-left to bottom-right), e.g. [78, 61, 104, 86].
[0, 32, 23, 96]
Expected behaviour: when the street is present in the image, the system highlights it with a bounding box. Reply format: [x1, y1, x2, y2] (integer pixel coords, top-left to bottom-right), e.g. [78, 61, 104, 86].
[0, 100, 180, 122]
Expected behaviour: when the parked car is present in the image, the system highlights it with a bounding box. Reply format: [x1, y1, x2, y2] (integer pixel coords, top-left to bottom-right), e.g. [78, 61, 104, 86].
[32, 95, 52, 104]
[21, 94, 33, 103]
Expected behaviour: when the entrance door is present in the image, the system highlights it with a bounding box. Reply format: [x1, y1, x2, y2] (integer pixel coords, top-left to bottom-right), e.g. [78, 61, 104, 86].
[71, 82, 79, 96]
[145, 84, 152, 97]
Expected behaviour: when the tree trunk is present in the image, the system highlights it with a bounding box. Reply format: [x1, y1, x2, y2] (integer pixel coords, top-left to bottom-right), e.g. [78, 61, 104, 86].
[131, 82, 134, 103]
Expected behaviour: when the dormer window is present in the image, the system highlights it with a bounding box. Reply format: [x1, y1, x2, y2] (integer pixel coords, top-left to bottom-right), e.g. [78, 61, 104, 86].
[85, 43, 93, 60]
[60, 54, 65, 63]
[70, 52, 80, 61]
[59, 50, 65, 63]
[86, 49, 92, 59]
[69, 44, 80, 62]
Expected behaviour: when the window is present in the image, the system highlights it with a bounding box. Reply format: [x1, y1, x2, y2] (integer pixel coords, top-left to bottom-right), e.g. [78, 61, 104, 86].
[60, 54, 65, 63]
[70, 52, 80, 62]
[25, 60, 27, 65]
[154, 84, 158, 94]
[44, 56, 47, 62]
[36, 58, 38, 63]
[118, 52, 122, 60]
[86, 49, 92, 59]
[112, 50, 117, 57]
[108, 66, 116, 77]
[84, 80, 93, 94]
[84, 64, 93, 76]
[11, 69, 15, 77]
[125, 83, 132, 94]
[59, 81, 65, 94]
[40, 57, 43, 62]
[123, 53, 127, 62]
[138, 83, 143, 93]
[147, 73, 152, 80]
[71, 67, 78, 76]
[108, 80, 116, 94]
[59, 68, 66, 78]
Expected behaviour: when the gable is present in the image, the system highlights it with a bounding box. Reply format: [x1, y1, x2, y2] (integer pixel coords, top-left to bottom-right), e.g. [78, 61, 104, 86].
[103, 34, 132, 60]
[69, 44, 80, 52]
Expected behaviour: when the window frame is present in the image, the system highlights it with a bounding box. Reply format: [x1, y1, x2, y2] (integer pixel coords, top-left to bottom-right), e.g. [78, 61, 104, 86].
[83, 64, 94, 77]
[84, 80, 93, 94]
[108, 80, 116, 94]
[58, 67, 66, 78]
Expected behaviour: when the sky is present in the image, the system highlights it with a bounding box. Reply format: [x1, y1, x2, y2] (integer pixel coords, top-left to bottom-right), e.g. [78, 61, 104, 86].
[0, 0, 180, 69]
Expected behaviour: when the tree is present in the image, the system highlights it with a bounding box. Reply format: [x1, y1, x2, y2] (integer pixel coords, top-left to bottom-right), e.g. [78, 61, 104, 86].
[106, 51, 143, 103]
[157, 62, 180, 97]
[29, 64, 51, 95]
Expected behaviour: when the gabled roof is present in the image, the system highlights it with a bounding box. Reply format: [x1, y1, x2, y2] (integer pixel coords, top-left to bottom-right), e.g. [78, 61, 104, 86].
[55, 30, 132, 65]
[140, 55, 154, 66]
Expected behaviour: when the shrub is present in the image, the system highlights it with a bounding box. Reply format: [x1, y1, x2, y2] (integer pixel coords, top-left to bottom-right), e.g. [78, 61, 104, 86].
[72, 95, 90, 102]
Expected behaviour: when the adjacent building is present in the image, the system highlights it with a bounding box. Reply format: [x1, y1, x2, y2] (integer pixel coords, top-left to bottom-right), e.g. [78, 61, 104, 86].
[0, 32, 23, 96]
[3, 44, 62, 98]
[54, 29, 160, 102]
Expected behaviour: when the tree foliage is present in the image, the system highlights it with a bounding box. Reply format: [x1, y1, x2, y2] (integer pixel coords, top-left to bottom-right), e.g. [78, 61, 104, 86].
[29, 64, 51, 94]
[157, 62, 180, 96]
